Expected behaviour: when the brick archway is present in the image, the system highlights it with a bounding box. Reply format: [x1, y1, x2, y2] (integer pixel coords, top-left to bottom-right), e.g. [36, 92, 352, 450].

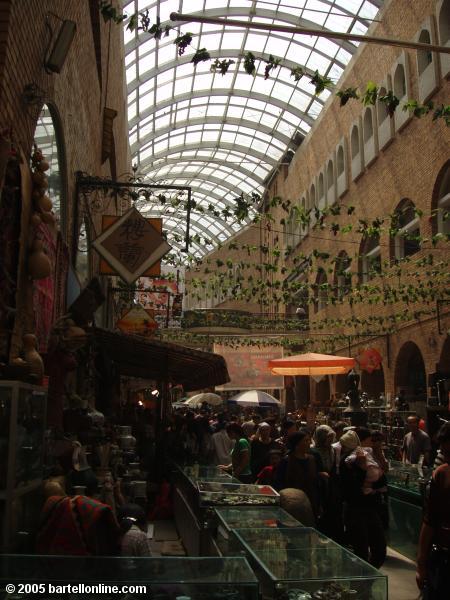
[438, 336, 450, 372]
[394, 341, 427, 407]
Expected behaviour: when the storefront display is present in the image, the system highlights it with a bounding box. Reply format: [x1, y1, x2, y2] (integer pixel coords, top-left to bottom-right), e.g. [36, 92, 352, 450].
[197, 482, 280, 507]
[0, 381, 47, 551]
[232, 527, 387, 600]
[0, 555, 259, 600]
[214, 507, 302, 556]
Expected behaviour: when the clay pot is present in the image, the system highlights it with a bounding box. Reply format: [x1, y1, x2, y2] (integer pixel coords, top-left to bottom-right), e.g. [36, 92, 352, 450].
[23, 333, 44, 381]
[30, 213, 42, 227]
[10, 357, 27, 366]
[28, 240, 51, 279]
[32, 171, 47, 187]
[37, 160, 50, 172]
[38, 194, 52, 212]
[40, 211, 55, 225]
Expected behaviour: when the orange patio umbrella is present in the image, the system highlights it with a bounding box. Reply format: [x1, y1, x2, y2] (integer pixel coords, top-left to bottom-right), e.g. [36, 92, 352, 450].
[268, 352, 355, 376]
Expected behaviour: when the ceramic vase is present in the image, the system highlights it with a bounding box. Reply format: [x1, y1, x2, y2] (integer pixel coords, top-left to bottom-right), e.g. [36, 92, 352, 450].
[28, 239, 51, 279]
[23, 333, 44, 381]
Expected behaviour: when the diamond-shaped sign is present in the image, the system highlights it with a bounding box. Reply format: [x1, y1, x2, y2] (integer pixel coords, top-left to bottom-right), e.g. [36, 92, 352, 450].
[92, 206, 171, 284]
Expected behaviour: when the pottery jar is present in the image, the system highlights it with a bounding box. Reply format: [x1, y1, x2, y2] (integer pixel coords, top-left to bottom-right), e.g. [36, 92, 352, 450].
[28, 240, 51, 279]
[23, 333, 44, 381]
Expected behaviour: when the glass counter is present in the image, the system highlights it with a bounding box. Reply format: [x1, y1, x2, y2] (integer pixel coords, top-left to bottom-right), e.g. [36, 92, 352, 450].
[387, 460, 430, 506]
[197, 482, 280, 507]
[215, 507, 302, 556]
[0, 555, 259, 600]
[232, 527, 387, 600]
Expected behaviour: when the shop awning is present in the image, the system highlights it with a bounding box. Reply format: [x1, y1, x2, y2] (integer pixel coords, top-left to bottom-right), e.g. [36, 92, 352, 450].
[90, 328, 230, 391]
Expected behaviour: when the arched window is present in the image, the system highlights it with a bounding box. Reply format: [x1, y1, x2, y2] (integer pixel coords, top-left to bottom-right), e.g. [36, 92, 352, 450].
[391, 199, 420, 260]
[363, 108, 374, 143]
[314, 270, 328, 313]
[417, 29, 433, 75]
[334, 252, 352, 299]
[310, 183, 316, 207]
[317, 172, 325, 209]
[377, 86, 389, 124]
[359, 235, 381, 283]
[351, 125, 360, 159]
[393, 64, 406, 98]
[327, 160, 334, 191]
[33, 104, 66, 234]
[434, 163, 450, 236]
[438, 0, 450, 49]
[337, 146, 345, 176]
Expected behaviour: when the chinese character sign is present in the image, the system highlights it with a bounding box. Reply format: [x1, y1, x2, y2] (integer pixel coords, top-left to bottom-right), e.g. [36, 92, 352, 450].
[92, 207, 171, 284]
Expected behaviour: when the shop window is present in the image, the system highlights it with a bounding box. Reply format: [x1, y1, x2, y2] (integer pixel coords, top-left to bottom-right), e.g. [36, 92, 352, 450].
[363, 107, 378, 166]
[314, 270, 328, 313]
[437, 0, 450, 76]
[334, 251, 352, 299]
[350, 120, 363, 180]
[359, 235, 381, 283]
[33, 104, 66, 236]
[376, 79, 394, 150]
[391, 53, 411, 131]
[391, 199, 421, 261]
[434, 164, 450, 236]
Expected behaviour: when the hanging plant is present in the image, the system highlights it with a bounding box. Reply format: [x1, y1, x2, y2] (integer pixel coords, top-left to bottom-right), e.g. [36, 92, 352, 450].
[191, 48, 211, 65]
[290, 66, 305, 82]
[243, 52, 256, 76]
[361, 81, 379, 106]
[210, 58, 235, 75]
[264, 55, 281, 80]
[310, 70, 333, 95]
[378, 90, 399, 116]
[174, 32, 193, 56]
[433, 104, 450, 126]
[402, 100, 434, 118]
[336, 87, 359, 106]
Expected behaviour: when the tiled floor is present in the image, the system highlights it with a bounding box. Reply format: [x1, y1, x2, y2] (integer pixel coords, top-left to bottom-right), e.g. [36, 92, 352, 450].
[381, 548, 420, 600]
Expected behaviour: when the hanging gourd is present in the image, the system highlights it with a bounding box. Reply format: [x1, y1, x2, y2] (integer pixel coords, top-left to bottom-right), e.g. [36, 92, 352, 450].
[28, 239, 51, 279]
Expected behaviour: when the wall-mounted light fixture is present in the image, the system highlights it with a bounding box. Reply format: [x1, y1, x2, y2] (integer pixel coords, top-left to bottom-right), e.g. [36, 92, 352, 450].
[45, 13, 77, 74]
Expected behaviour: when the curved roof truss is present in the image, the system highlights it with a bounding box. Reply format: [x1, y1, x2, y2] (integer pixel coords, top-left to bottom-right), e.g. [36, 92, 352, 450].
[124, 0, 383, 257]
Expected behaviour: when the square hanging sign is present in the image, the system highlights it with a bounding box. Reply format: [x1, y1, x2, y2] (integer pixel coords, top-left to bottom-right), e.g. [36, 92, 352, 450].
[92, 206, 171, 284]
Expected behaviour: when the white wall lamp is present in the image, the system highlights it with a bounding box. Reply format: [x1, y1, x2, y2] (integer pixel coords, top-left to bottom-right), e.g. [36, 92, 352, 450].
[45, 13, 77, 74]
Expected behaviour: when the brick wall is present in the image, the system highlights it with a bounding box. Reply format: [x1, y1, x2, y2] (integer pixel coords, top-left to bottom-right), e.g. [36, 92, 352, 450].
[184, 0, 450, 402]
[0, 0, 130, 357]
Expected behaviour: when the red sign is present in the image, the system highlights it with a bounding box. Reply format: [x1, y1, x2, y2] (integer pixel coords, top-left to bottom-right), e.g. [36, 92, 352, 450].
[214, 344, 284, 390]
[357, 348, 383, 373]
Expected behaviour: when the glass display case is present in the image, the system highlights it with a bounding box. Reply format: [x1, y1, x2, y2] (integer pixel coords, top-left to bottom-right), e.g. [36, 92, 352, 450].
[386, 460, 428, 560]
[387, 460, 430, 502]
[232, 527, 387, 600]
[0, 381, 47, 551]
[197, 482, 280, 507]
[215, 507, 302, 556]
[0, 555, 259, 600]
[379, 410, 411, 460]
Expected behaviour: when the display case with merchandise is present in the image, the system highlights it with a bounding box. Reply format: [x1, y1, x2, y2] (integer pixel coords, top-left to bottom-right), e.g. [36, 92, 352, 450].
[386, 460, 430, 560]
[214, 507, 302, 556]
[0, 381, 47, 551]
[0, 555, 259, 600]
[379, 411, 412, 460]
[197, 482, 280, 507]
[232, 527, 387, 600]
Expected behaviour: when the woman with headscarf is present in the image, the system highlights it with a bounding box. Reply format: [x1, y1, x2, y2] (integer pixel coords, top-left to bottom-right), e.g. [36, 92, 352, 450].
[313, 424, 336, 474]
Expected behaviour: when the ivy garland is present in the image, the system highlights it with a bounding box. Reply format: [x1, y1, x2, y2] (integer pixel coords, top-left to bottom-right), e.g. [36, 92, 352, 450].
[99, 2, 450, 126]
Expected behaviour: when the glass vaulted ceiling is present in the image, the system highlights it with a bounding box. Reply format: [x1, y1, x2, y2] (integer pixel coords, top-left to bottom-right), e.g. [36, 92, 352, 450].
[124, 0, 383, 257]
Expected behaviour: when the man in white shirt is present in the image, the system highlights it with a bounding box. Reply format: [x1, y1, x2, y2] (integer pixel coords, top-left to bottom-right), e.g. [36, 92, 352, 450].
[212, 422, 234, 465]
